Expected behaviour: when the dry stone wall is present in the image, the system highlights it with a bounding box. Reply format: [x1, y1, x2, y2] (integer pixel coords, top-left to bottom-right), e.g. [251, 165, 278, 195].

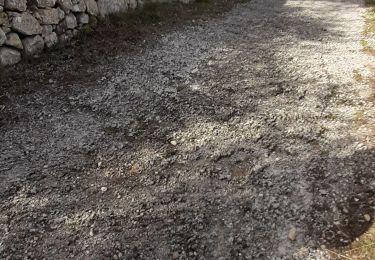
[0, 0, 192, 66]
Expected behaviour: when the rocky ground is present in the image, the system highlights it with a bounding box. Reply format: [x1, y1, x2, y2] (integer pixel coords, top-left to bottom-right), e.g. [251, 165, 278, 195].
[1, 0, 375, 259]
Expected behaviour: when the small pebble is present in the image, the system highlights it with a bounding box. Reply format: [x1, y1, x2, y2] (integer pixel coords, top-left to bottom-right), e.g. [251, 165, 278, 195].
[288, 227, 297, 241]
[364, 214, 371, 222]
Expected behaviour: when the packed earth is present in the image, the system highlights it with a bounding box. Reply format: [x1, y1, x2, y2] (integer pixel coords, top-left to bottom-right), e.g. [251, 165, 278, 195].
[1, 0, 375, 259]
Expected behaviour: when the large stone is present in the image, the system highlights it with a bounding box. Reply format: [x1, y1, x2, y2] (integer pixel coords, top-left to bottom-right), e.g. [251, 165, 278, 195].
[85, 0, 98, 16]
[41, 24, 53, 37]
[22, 35, 44, 56]
[97, 0, 128, 17]
[129, 0, 137, 9]
[5, 32, 22, 49]
[35, 0, 57, 8]
[0, 12, 8, 26]
[0, 27, 5, 45]
[72, 0, 86, 12]
[57, 7, 65, 20]
[0, 0, 4, 6]
[11, 13, 43, 35]
[44, 31, 57, 48]
[63, 13, 77, 29]
[0, 46, 21, 66]
[76, 12, 88, 24]
[5, 0, 27, 11]
[35, 8, 60, 25]
[57, 0, 73, 13]
[1, 25, 10, 33]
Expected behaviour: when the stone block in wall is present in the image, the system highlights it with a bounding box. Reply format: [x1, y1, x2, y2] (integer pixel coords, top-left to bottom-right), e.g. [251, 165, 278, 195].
[0, 46, 21, 66]
[11, 13, 43, 35]
[63, 13, 77, 29]
[0, 0, 4, 6]
[76, 13, 89, 24]
[44, 31, 57, 48]
[5, 32, 23, 49]
[97, 0, 128, 17]
[55, 21, 65, 34]
[58, 32, 69, 43]
[0, 12, 8, 25]
[41, 24, 53, 36]
[5, 0, 27, 12]
[84, 0, 98, 16]
[57, 0, 73, 13]
[0, 27, 5, 45]
[35, 0, 58, 8]
[35, 8, 61, 25]
[58, 29, 75, 43]
[56, 12, 77, 34]
[1, 25, 10, 33]
[22, 35, 44, 56]
[72, 0, 86, 12]
[129, 0, 137, 10]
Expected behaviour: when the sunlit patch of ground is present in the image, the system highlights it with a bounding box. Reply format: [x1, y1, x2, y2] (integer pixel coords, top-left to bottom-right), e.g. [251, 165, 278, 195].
[328, 1, 375, 259]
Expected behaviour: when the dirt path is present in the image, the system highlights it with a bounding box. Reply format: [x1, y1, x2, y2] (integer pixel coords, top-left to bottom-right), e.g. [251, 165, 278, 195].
[1, 0, 375, 259]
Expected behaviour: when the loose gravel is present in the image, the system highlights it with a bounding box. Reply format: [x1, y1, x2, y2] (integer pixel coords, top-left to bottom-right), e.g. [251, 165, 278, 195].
[1, 0, 375, 259]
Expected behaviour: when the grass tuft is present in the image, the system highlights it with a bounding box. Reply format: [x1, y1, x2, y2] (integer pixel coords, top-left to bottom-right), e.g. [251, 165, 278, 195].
[353, 70, 364, 82]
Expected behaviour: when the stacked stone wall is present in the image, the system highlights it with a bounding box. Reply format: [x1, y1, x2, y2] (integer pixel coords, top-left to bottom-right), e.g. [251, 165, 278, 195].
[0, 0, 192, 66]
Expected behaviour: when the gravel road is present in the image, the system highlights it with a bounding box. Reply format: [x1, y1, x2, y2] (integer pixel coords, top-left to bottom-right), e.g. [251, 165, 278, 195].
[1, 0, 375, 259]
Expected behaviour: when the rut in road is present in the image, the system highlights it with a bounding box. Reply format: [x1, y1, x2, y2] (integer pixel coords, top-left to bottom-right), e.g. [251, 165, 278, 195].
[1, 0, 375, 259]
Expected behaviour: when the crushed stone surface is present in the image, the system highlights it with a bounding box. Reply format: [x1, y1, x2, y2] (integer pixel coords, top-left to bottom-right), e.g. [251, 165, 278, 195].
[1, 0, 375, 259]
